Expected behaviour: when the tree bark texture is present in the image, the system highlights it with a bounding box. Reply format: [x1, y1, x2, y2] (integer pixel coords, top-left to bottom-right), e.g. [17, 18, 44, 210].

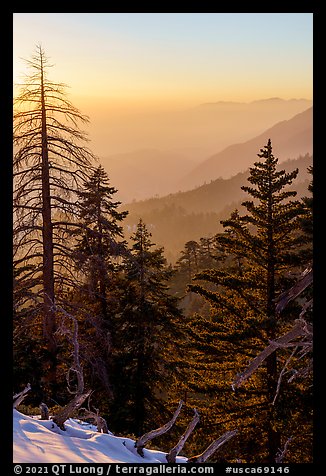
[135, 400, 184, 456]
[52, 390, 92, 431]
[187, 430, 238, 463]
[40, 56, 57, 395]
[13, 383, 31, 408]
[166, 409, 200, 463]
[265, 179, 281, 463]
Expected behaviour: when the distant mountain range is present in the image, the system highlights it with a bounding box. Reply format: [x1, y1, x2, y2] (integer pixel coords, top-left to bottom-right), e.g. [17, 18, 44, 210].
[116, 105, 313, 261]
[123, 153, 312, 221]
[101, 98, 312, 202]
[122, 153, 312, 262]
[179, 107, 312, 190]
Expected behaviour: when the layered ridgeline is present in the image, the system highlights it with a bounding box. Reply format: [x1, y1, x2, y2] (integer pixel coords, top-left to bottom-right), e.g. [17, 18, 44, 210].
[117, 107, 312, 262]
[179, 107, 312, 190]
[100, 100, 311, 203]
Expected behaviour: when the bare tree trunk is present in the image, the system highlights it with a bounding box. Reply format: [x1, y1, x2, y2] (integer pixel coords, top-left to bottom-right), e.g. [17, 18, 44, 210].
[275, 268, 312, 316]
[55, 304, 85, 394]
[13, 383, 31, 408]
[135, 400, 183, 456]
[52, 305, 91, 430]
[266, 345, 281, 463]
[187, 430, 238, 463]
[166, 409, 200, 463]
[39, 403, 49, 420]
[40, 55, 57, 396]
[266, 207, 281, 463]
[52, 390, 92, 430]
[14, 45, 97, 408]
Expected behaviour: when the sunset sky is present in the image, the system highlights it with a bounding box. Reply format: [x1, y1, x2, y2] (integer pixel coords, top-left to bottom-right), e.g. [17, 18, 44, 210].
[13, 13, 312, 104]
[13, 13, 313, 157]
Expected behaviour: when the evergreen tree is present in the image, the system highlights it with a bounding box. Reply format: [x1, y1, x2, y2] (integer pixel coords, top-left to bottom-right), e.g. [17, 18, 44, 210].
[74, 165, 128, 319]
[198, 237, 216, 269]
[188, 140, 311, 462]
[171, 237, 220, 317]
[110, 219, 184, 436]
[299, 165, 313, 258]
[176, 240, 200, 283]
[70, 165, 128, 394]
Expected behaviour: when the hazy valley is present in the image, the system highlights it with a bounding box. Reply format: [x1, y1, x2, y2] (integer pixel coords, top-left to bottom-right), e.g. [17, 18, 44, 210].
[122, 153, 312, 262]
[107, 105, 313, 262]
[98, 98, 312, 202]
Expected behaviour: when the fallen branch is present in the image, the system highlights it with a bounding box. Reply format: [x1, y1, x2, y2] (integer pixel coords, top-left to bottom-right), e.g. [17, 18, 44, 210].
[272, 348, 298, 405]
[52, 390, 92, 430]
[166, 409, 200, 463]
[135, 400, 184, 456]
[187, 430, 238, 463]
[275, 437, 293, 463]
[233, 320, 307, 388]
[288, 359, 313, 383]
[79, 407, 109, 434]
[13, 383, 31, 408]
[299, 299, 313, 320]
[275, 267, 312, 316]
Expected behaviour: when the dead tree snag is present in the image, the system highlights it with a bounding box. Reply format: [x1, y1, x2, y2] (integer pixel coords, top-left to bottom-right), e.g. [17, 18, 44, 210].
[135, 400, 184, 456]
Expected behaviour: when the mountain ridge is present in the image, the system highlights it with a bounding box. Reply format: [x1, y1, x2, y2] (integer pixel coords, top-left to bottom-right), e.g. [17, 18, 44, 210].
[122, 153, 312, 262]
[99, 99, 312, 202]
[179, 107, 312, 190]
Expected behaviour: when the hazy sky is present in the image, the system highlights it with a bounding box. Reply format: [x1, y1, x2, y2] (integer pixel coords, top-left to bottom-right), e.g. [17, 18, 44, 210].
[13, 13, 313, 108]
[13, 13, 313, 158]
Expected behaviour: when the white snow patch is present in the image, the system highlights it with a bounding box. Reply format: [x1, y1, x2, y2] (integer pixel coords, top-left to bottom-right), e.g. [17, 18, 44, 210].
[13, 410, 188, 463]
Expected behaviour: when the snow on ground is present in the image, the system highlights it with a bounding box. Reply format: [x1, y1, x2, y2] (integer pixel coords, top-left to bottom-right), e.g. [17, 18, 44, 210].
[13, 410, 188, 463]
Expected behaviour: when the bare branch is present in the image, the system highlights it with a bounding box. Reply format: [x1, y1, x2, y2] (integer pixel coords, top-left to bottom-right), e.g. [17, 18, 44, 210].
[272, 347, 298, 405]
[54, 304, 84, 395]
[275, 437, 293, 463]
[13, 383, 31, 408]
[52, 390, 92, 431]
[233, 320, 307, 388]
[275, 267, 312, 316]
[79, 406, 109, 434]
[187, 430, 238, 463]
[166, 409, 200, 463]
[135, 400, 184, 456]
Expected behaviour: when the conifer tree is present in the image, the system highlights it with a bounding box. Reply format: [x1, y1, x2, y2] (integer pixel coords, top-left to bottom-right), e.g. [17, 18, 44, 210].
[110, 219, 184, 436]
[176, 240, 200, 282]
[74, 165, 128, 319]
[171, 237, 219, 317]
[299, 165, 313, 259]
[70, 165, 129, 394]
[198, 237, 216, 269]
[188, 140, 310, 462]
